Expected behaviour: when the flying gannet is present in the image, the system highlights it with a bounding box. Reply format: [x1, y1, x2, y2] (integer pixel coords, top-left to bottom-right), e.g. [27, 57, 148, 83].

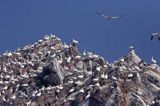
[96, 11, 123, 21]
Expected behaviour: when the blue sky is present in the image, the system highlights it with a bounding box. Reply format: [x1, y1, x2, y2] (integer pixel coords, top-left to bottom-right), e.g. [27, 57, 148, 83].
[0, 0, 160, 63]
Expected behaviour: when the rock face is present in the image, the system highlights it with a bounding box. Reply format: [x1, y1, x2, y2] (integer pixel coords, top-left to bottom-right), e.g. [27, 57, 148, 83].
[0, 34, 160, 106]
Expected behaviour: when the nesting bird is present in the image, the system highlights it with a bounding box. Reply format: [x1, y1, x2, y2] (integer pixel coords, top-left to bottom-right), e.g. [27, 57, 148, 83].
[79, 88, 85, 93]
[44, 35, 50, 40]
[96, 67, 101, 71]
[78, 75, 84, 79]
[151, 56, 158, 64]
[128, 73, 134, 78]
[83, 50, 86, 56]
[73, 38, 79, 44]
[69, 87, 75, 93]
[101, 73, 108, 79]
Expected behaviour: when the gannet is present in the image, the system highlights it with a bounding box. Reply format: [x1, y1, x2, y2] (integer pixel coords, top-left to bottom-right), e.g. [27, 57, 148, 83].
[78, 75, 84, 79]
[75, 55, 81, 59]
[22, 83, 28, 87]
[67, 57, 71, 63]
[10, 94, 16, 100]
[95, 82, 100, 87]
[85, 93, 90, 99]
[111, 76, 117, 80]
[44, 35, 50, 40]
[128, 73, 134, 78]
[73, 38, 79, 44]
[96, 11, 123, 21]
[79, 88, 85, 93]
[96, 67, 101, 71]
[151, 56, 157, 64]
[26, 100, 32, 106]
[129, 45, 134, 52]
[83, 50, 86, 56]
[2, 96, 6, 102]
[56, 85, 63, 90]
[36, 92, 41, 97]
[69, 87, 75, 93]
[87, 71, 93, 75]
[68, 80, 74, 84]
[93, 77, 99, 82]
[50, 34, 56, 38]
[64, 43, 69, 48]
[151, 32, 160, 41]
[75, 80, 83, 85]
[101, 73, 108, 79]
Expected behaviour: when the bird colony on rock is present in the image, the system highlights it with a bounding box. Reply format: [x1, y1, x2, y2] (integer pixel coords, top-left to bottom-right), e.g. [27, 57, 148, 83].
[0, 34, 160, 106]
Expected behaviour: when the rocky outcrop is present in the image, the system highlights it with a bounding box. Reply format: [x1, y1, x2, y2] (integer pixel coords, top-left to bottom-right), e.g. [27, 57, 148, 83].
[0, 34, 159, 106]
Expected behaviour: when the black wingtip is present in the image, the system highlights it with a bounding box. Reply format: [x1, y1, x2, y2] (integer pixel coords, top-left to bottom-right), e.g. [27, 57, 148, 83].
[158, 37, 160, 41]
[96, 11, 101, 16]
[151, 35, 153, 40]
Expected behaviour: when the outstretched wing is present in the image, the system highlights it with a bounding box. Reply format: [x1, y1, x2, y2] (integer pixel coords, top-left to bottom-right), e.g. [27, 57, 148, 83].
[96, 11, 109, 18]
[112, 16, 123, 19]
[96, 11, 102, 16]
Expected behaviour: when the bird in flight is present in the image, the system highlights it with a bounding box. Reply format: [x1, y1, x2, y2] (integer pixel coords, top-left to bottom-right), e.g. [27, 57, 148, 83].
[96, 11, 123, 21]
[151, 32, 160, 41]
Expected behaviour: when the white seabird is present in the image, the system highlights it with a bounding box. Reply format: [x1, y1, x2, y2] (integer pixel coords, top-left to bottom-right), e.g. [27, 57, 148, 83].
[67, 57, 71, 63]
[87, 71, 93, 75]
[67, 80, 74, 84]
[50, 34, 56, 38]
[10, 94, 16, 100]
[26, 100, 32, 106]
[0, 80, 3, 84]
[75, 55, 81, 59]
[56, 85, 64, 90]
[151, 32, 160, 41]
[6, 52, 12, 57]
[69, 87, 75, 93]
[93, 77, 99, 82]
[96, 11, 123, 21]
[64, 43, 69, 48]
[50, 46, 55, 50]
[101, 73, 108, 79]
[83, 50, 86, 56]
[2, 96, 6, 102]
[96, 67, 101, 71]
[129, 45, 134, 52]
[128, 73, 134, 78]
[73, 38, 79, 44]
[95, 82, 100, 87]
[68, 97, 74, 101]
[111, 76, 117, 80]
[151, 56, 157, 64]
[44, 35, 50, 40]
[22, 83, 28, 87]
[75, 80, 83, 85]
[38, 39, 43, 43]
[78, 75, 84, 79]
[120, 58, 125, 62]
[85, 93, 90, 99]
[36, 92, 41, 97]
[79, 88, 85, 93]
